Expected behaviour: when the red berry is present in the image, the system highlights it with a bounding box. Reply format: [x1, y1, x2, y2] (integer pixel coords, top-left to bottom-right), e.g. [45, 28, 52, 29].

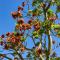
[11, 32, 14, 36]
[22, 2, 26, 7]
[20, 28, 22, 31]
[18, 6, 23, 11]
[36, 47, 42, 55]
[17, 11, 22, 17]
[57, 6, 60, 10]
[18, 6, 21, 11]
[28, 20, 33, 24]
[22, 24, 26, 30]
[32, 13, 36, 16]
[6, 32, 10, 36]
[1, 35, 5, 38]
[0, 41, 3, 45]
[20, 33, 24, 36]
[52, 40, 55, 44]
[26, 24, 31, 30]
[17, 19, 24, 24]
[48, 16, 57, 21]
[11, 37, 16, 43]
[11, 12, 18, 19]
[4, 44, 9, 50]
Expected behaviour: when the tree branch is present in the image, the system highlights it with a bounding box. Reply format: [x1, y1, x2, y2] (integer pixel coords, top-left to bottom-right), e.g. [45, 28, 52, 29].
[14, 49, 24, 60]
[46, 30, 52, 60]
[46, 1, 51, 11]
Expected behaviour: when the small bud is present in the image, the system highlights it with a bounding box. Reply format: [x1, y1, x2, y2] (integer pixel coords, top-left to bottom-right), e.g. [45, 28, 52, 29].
[22, 2, 26, 7]
[1, 35, 5, 38]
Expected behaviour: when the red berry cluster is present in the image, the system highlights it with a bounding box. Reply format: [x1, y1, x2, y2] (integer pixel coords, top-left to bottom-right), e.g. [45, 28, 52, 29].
[48, 16, 57, 21]
[11, 11, 22, 19]
[34, 22, 40, 31]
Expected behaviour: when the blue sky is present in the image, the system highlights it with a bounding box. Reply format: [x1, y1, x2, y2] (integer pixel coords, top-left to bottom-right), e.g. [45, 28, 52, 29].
[0, 0, 25, 35]
[0, 0, 26, 59]
[0, 0, 60, 59]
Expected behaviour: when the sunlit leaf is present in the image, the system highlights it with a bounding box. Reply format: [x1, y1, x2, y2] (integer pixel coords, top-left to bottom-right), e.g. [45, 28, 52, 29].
[51, 24, 60, 29]
[0, 38, 2, 42]
[34, 35, 39, 39]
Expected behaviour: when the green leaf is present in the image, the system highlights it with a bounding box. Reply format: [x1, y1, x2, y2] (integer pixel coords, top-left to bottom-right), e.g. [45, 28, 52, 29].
[40, 29, 44, 34]
[32, 8, 37, 13]
[57, 31, 60, 34]
[56, 5, 60, 13]
[51, 24, 60, 29]
[32, 31, 37, 36]
[14, 31, 17, 35]
[32, 0, 43, 6]
[50, 57, 60, 60]
[47, 9, 53, 15]
[35, 42, 40, 46]
[56, 0, 60, 6]
[34, 35, 39, 39]
[28, 10, 32, 14]
[21, 37, 26, 42]
[0, 38, 2, 42]
[56, 9, 60, 13]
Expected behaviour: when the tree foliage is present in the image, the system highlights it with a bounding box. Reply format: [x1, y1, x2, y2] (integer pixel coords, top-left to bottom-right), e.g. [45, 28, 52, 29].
[0, 0, 60, 60]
